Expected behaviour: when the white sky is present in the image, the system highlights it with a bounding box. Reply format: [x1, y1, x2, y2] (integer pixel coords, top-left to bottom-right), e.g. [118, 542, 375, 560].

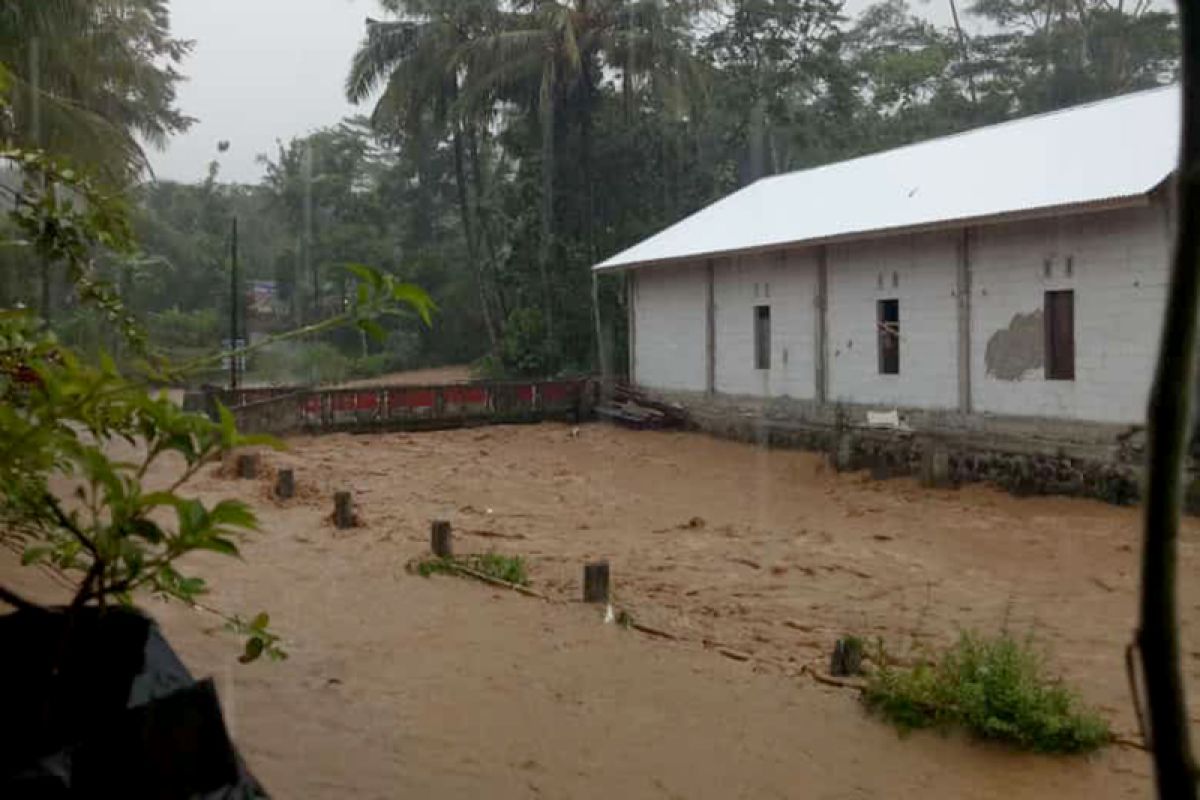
[149, 0, 953, 185]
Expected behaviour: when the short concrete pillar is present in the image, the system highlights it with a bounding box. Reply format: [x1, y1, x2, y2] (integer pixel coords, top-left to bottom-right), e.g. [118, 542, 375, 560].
[275, 469, 295, 499]
[236, 453, 259, 479]
[830, 637, 864, 677]
[919, 440, 953, 488]
[431, 520, 453, 558]
[869, 452, 891, 481]
[832, 434, 855, 472]
[333, 491, 355, 529]
[583, 561, 610, 604]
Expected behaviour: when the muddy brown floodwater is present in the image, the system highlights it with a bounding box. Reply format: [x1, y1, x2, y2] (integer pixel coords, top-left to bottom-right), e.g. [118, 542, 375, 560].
[6, 421, 1198, 798]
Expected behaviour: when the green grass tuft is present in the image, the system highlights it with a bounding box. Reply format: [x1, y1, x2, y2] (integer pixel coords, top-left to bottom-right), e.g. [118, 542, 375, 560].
[413, 553, 529, 586]
[414, 556, 457, 578]
[863, 631, 1110, 754]
[464, 552, 528, 585]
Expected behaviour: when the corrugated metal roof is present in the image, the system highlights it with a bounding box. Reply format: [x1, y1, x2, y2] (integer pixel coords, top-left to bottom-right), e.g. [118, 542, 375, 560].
[594, 85, 1180, 272]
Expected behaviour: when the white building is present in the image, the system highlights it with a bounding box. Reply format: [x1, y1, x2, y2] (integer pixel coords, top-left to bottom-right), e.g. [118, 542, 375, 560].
[595, 86, 1179, 434]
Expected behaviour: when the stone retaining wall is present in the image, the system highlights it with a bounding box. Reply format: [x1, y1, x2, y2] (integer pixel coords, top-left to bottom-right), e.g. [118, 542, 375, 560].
[655, 389, 1148, 506]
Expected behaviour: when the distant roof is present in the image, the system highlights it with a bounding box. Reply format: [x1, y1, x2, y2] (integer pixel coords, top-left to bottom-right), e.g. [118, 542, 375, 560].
[594, 85, 1180, 272]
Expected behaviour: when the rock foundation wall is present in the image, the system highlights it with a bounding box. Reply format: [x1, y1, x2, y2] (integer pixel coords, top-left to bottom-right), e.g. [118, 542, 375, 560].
[659, 389, 1148, 506]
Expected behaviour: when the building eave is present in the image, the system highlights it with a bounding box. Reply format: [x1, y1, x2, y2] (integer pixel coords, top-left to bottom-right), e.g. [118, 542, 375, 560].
[592, 192, 1154, 274]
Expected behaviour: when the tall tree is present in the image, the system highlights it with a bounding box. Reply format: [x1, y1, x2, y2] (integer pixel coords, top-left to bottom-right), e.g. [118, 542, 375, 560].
[258, 122, 394, 324]
[348, 0, 506, 346]
[462, 0, 706, 346]
[703, 0, 846, 181]
[968, 0, 1179, 113]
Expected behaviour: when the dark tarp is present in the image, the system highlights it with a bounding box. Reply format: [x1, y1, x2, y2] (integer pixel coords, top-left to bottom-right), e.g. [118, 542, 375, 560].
[0, 606, 267, 798]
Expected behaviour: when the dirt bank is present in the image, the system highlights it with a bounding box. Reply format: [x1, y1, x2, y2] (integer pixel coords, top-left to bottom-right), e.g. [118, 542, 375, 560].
[6, 421, 1189, 797]
[337, 364, 473, 388]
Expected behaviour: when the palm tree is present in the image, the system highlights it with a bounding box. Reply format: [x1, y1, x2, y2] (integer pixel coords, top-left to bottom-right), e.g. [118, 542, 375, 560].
[348, 0, 705, 358]
[462, 0, 707, 340]
[0, 0, 193, 184]
[347, 0, 507, 347]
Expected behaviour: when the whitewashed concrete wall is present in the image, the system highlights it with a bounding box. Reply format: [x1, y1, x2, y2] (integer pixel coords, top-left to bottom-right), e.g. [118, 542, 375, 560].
[826, 232, 961, 409]
[627, 203, 1170, 424]
[632, 262, 707, 392]
[971, 203, 1170, 423]
[713, 251, 818, 398]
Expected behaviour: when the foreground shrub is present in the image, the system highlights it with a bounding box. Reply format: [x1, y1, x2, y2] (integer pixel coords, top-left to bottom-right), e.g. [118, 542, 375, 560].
[863, 632, 1110, 753]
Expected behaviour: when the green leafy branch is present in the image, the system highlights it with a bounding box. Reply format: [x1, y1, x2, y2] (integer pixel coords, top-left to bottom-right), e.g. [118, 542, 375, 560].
[226, 612, 287, 664]
[0, 135, 433, 667]
[0, 147, 143, 349]
[0, 146, 435, 385]
[0, 315, 287, 659]
[159, 262, 435, 382]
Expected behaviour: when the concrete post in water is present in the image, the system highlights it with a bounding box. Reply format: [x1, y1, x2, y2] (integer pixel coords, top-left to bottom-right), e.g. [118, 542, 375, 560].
[832, 433, 855, 472]
[583, 561, 610, 604]
[869, 452, 891, 481]
[236, 453, 259, 479]
[431, 520, 453, 558]
[334, 491, 355, 529]
[830, 637, 864, 677]
[275, 468, 295, 499]
[919, 438, 953, 488]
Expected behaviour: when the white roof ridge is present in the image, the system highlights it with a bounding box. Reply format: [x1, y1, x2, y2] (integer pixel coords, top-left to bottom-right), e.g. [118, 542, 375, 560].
[595, 84, 1180, 272]
[752, 83, 1180, 189]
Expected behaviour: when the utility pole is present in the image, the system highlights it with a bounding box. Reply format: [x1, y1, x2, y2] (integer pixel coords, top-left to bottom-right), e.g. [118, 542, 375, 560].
[229, 216, 239, 390]
[302, 141, 316, 322]
[31, 37, 51, 325]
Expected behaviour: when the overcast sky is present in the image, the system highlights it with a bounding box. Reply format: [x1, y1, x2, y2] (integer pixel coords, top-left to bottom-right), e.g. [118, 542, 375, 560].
[150, 0, 372, 183]
[150, 0, 951, 185]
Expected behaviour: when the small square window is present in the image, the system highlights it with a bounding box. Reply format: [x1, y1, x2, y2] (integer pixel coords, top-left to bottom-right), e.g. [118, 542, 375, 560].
[877, 299, 899, 375]
[754, 306, 771, 370]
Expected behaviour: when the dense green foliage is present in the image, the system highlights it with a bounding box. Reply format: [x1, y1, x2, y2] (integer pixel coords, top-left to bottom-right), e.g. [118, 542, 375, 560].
[0, 131, 431, 664]
[0, 136, 286, 660]
[0, 6, 434, 648]
[864, 632, 1111, 753]
[0, 0, 192, 183]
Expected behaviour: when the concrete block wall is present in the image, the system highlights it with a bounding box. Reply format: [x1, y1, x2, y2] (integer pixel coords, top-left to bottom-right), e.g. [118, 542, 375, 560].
[627, 202, 1171, 425]
[632, 262, 707, 391]
[971, 203, 1170, 423]
[713, 250, 818, 398]
[826, 231, 960, 410]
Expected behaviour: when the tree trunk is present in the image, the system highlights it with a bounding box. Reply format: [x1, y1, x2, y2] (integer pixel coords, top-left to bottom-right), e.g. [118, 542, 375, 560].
[948, 0, 979, 108]
[302, 141, 317, 323]
[1138, 3, 1200, 794]
[582, 71, 603, 372]
[467, 122, 508, 321]
[538, 68, 557, 341]
[452, 122, 498, 349]
[748, 95, 767, 184]
[39, 178, 54, 325]
[292, 234, 302, 326]
[40, 260, 51, 325]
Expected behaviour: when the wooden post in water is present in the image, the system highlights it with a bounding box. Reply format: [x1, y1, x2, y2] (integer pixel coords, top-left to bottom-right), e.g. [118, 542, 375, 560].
[236, 453, 259, 479]
[583, 561, 610, 604]
[275, 468, 295, 499]
[333, 492, 355, 529]
[431, 520, 453, 558]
